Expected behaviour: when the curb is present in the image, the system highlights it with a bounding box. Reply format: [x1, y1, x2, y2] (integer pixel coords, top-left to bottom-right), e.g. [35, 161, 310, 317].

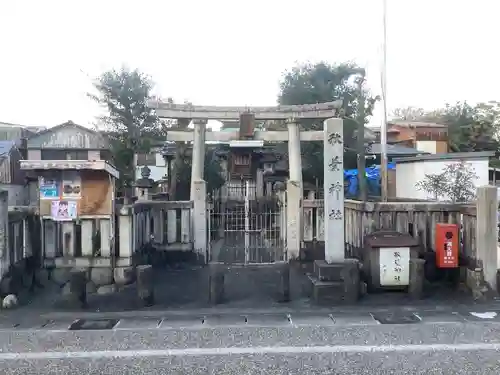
[37, 302, 500, 320]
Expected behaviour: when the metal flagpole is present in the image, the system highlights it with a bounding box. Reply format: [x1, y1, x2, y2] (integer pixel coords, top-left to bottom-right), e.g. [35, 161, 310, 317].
[380, 0, 389, 201]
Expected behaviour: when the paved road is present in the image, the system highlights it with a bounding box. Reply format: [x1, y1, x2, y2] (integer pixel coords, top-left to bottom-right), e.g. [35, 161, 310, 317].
[2, 308, 500, 374]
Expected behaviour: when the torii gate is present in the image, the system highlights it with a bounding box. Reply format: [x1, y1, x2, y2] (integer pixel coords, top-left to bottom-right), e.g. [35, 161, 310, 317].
[148, 100, 345, 267]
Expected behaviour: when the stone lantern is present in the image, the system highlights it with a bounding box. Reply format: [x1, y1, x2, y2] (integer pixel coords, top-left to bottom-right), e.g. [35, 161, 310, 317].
[135, 166, 154, 200]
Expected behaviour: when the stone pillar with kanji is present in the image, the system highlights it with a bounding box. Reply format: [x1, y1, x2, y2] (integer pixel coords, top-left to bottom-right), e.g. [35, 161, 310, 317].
[308, 118, 360, 304]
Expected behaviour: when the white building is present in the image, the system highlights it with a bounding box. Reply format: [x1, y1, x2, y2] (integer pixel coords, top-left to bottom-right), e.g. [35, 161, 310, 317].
[394, 152, 494, 200]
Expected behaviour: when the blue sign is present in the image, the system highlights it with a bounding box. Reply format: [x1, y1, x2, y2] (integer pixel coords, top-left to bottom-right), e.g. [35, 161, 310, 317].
[40, 179, 59, 199]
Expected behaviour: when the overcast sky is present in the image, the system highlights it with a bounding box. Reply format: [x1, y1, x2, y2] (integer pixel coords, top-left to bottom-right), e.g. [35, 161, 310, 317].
[0, 0, 498, 129]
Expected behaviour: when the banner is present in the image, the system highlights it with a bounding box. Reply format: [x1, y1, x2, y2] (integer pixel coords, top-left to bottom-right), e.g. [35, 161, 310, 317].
[51, 200, 77, 221]
[62, 173, 82, 199]
[39, 178, 59, 199]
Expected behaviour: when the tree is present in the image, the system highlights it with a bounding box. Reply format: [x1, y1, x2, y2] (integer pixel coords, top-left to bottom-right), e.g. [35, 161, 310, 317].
[415, 173, 447, 201]
[391, 106, 426, 121]
[89, 68, 224, 199]
[277, 61, 379, 185]
[89, 67, 163, 192]
[416, 161, 478, 202]
[442, 161, 478, 203]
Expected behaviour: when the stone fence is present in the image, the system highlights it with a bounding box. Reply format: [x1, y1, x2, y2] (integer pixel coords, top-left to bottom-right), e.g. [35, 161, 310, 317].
[0, 190, 41, 300]
[130, 200, 193, 253]
[301, 186, 499, 296]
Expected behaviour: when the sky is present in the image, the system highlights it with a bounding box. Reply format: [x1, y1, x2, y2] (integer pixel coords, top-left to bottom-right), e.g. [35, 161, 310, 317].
[0, 0, 498, 129]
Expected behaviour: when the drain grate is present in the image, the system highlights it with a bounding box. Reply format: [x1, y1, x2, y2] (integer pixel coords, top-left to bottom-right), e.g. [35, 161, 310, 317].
[69, 319, 119, 331]
[371, 312, 421, 325]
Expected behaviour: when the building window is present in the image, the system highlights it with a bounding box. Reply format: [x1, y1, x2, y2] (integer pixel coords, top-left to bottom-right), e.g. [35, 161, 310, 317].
[41, 150, 88, 160]
[136, 152, 157, 166]
[99, 150, 113, 161]
[67, 151, 89, 160]
[234, 154, 250, 166]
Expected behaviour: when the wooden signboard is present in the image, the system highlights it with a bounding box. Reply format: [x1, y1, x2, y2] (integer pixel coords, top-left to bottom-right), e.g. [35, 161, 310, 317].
[39, 170, 113, 217]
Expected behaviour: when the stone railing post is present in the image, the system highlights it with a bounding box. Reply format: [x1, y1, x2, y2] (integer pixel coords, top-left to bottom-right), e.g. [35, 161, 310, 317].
[476, 185, 498, 292]
[153, 208, 165, 244]
[81, 220, 94, 257]
[119, 205, 134, 258]
[193, 180, 207, 264]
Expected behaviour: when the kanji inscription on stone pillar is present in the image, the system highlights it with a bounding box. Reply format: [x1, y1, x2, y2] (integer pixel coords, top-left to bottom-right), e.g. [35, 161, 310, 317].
[323, 118, 345, 263]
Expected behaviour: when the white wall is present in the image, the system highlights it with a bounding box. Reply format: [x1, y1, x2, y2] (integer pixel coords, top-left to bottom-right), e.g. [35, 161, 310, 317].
[135, 152, 168, 182]
[396, 158, 489, 200]
[415, 141, 437, 154]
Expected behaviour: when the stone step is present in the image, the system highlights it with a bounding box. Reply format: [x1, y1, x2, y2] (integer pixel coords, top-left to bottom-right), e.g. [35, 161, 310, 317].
[313, 260, 345, 282]
[307, 274, 346, 304]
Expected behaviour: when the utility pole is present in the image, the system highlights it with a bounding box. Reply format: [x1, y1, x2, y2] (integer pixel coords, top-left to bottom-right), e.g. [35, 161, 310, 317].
[380, 0, 389, 201]
[356, 71, 367, 201]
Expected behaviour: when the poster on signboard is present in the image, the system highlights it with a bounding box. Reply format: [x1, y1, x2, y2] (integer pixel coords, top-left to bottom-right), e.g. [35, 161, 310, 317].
[62, 172, 82, 199]
[50, 200, 78, 221]
[39, 178, 59, 199]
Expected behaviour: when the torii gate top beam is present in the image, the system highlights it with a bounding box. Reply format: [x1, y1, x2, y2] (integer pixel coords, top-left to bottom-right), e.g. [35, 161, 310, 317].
[148, 100, 342, 120]
[165, 129, 324, 142]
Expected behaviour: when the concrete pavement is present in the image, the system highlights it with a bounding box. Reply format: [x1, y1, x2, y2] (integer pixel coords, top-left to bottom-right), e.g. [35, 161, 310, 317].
[2, 308, 500, 373]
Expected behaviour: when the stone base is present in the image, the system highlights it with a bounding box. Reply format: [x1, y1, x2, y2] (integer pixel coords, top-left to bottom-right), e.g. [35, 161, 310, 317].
[208, 262, 291, 305]
[67, 269, 87, 308]
[208, 264, 225, 305]
[136, 265, 154, 307]
[308, 259, 360, 304]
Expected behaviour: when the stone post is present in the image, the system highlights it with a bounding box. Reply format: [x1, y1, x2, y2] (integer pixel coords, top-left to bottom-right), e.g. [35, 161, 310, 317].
[68, 269, 87, 308]
[275, 184, 287, 245]
[476, 185, 498, 292]
[193, 180, 207, 264]
[208, 264, 224, 305]
[279, 262, 291, 302]
[190, 119, 207, 200]
[323, 118, 345, 263]
[409, 258, 425, 299]
[308, 118, 360, 304]
[287, 119, 302, 184]
[286, 118, 303, 261]
[286, 181, 301, 260]
[136, 264, 154, 307]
